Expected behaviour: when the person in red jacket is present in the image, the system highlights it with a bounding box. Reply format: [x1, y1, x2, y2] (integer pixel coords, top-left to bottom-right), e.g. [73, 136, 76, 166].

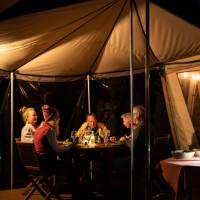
[34, 105, 79, 199]
[34, 105, 71, 161]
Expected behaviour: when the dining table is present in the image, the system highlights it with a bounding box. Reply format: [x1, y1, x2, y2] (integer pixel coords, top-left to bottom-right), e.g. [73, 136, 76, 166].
[74, 142, 125, 180]
[59, 140, 125, 181]
[160, 157, 200, 200]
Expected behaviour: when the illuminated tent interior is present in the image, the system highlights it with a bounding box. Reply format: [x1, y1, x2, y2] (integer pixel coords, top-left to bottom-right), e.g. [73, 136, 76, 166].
[0, 0, 200, 188]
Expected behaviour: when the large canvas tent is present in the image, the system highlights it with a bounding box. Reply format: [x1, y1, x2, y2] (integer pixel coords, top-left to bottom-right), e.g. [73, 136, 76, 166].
[0, 0, 200, 191]
[1, 0, 200, 148]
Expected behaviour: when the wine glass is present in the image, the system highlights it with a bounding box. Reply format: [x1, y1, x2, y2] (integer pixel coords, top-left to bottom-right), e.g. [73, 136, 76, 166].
[98, 128, 104, 143]
[104, 129, 110, 144]
[71, 131, 76, 142]
[84, 130, 92, 144]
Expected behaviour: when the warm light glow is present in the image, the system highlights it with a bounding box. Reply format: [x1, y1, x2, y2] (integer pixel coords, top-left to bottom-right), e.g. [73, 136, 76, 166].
[191, 74, 200, 81]
[182, 72, 189, 78]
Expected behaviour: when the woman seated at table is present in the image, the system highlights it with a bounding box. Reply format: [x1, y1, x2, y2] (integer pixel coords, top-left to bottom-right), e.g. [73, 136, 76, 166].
[19, 106, 38, 143]
[34, 105, 80, 199]
[76, 112, 108, 144]
[34, 104, 72, 160]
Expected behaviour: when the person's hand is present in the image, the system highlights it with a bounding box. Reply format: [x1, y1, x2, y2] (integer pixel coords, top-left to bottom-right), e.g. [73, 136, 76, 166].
[125, 135, 131, 140]
[117, 136, 127, 144]
[119, 136, 126, 142]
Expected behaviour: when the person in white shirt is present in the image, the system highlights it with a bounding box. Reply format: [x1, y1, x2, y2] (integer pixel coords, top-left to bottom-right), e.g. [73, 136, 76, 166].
[19, 106, 38, 143]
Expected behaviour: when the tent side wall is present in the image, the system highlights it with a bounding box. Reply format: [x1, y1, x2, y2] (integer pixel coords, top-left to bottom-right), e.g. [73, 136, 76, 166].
[161, 66, 199, 149]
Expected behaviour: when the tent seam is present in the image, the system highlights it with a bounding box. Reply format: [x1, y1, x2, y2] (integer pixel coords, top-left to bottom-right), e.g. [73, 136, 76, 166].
[133, 0, 160, 63]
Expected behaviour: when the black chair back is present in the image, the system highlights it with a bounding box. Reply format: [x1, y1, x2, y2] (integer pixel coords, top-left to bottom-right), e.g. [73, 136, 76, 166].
[15, 138, 40, 172]
[15, 138, 47, 200]
[35, 153, 57, 177]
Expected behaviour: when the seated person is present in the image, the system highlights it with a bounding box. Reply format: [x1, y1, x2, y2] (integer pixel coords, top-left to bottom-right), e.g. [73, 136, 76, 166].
[125, 105, 153, 200]
[121, 112, 131, 129]
[75, 113, 109, 181]
[121, 105, 146, 151]
[76, 112, 108, 143]
[124, 105, 153, 151]
[109, 112, 132, 143]
[19, 106, 38, 143]
[34, 105, 72, 161]
[118, 112, 131, 142]
[129, 105, 145, 153]
[34, 105, 79, 198]
[119, 106, 146, 144]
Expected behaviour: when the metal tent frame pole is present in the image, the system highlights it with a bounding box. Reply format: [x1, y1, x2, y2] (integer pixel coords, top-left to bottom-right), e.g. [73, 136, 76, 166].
[87, 74, 91, 113]
[130, 0, 151, 199]
[10, 72, 14, 190]
[145, 0, 151, 199]
[129, 0, 134, 200]
[87, 74, 93, 180]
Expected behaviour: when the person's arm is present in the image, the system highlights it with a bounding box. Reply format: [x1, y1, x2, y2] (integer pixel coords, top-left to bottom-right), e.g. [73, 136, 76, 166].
[125, 126, 142, 148]
[46, 128, 71, 154]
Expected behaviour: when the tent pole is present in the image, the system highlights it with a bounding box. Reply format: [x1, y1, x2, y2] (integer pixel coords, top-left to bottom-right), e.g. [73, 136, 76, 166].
[10, 72, 14, 190]
[87, 74, 93, 180]
[87, 74, 91, 113]
[145, 0, 150, 199]
[129, 0, 134, 200]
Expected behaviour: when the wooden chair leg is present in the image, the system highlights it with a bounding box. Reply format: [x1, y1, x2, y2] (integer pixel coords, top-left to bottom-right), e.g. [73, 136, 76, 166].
[24, 176, 47, 200]
[44, 175, 63, 200]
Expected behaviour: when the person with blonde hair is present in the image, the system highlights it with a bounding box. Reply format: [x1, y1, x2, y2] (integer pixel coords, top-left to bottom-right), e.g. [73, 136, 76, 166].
[19, 106, 38, 143]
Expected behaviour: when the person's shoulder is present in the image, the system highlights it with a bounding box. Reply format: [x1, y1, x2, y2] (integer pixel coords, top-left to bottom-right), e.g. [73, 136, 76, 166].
[81, 122, 87, 126]
[21, 124, 28, 131]
[79, 122, 87, 129]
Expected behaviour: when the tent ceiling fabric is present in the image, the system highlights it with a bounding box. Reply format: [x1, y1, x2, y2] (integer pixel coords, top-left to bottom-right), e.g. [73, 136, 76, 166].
[0, 0, 200, 81]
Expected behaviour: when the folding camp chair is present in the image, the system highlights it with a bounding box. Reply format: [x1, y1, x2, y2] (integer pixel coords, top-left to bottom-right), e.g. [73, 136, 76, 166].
[15, 138, 47, 200]
[34, 152, 64, 200]
[15, 138, 65, 200]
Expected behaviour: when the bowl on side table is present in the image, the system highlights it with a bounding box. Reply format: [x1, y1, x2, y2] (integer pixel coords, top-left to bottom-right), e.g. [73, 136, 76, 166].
[171, 150, 195, 159]
[192, 148, 200, 157]
[182, 151, 195, 159]
[171, 150, 184, 159]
